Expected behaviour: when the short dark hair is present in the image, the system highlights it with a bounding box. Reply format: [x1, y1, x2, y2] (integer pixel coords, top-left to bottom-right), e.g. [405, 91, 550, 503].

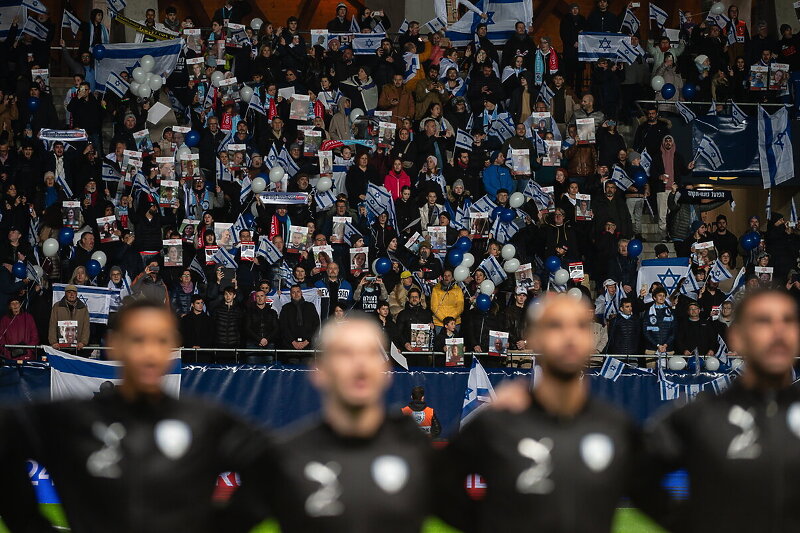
[619, 297, 633, 307]
[443, 316, 455, 326]
[716, 214, 727, 222]
[411, 386, 425, 400]
[223, 286, 236, 295]
[732, 288, 798, 325]
[408, 287, 422, 297]
[652, 287, 667, 297]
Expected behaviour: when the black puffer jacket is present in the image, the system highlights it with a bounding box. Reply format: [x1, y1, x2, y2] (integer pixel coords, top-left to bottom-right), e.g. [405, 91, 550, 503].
[463, 307, 506, 368]
[243, 303, 280, 346]
[395, 302, 434, 347]
[212, 303, 243, 348]
[606, 314, 641, 356]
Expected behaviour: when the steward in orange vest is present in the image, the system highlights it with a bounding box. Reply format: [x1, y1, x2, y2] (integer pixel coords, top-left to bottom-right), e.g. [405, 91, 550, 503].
[401, 386, 441, 437]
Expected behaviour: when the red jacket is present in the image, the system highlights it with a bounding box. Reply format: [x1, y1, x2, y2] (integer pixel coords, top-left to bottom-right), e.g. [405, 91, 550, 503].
[384, 170, 411, 200]
[0, 312, 39, 360]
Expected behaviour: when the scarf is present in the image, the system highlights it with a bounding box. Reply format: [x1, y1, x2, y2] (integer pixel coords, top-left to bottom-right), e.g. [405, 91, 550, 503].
[660, 140, 676, 187]
[648, 303, 672, 325]
[596, 284, 626, 321]
[534, 49, 558, 86]
[482, 107, 498, 127]
[180, 280, 194, 293]
[88, 22, 109, 47]
[184, 186, 212, 219]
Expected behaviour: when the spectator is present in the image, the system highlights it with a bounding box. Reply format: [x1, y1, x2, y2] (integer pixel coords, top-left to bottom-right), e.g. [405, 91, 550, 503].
[396, 287, 433, 352]
[432, 315, 459, 357]
[0, 297, 39, 360]
[633, 107, 671, 155]
[608, 239, 638, 295]
[212, 286, 243, 358]
[483, 151, 514, 197]
[642, 288, 675, 361]
[430, 270, 464, 332]
[314, 262, 353, 318]
[389, 270, 423, 318]
[651, 135, 695, 240]
[278, 285, 320, 354]
[374, 300, 400, 349]
[401, 386, 441, 437]
[170, 269, 196, 318]
[48, 284, 90, 350]
[712, 215, 738, 267]
[504, 287, 528, 350]
[606, 298, 641, 361]
[674, 301, 716, 357]
[131, 261, 169, 306]
[586, 0, 620, 33]
[243, 290, 280, 359]
[179, 295, 214, 358]
[559, 4, 586, 90]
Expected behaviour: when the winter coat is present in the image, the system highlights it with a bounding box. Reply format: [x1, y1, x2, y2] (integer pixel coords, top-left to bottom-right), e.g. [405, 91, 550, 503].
[607, 314, 642, 355]
[179, 311, 214, 348]
[430, 283, 465, 326]
[278, 299, 320, 346]
[396, 302, 433, 347]
[212, 302, 243, 348]
[48, 297, 90, 346]
[0, 312, 39, 359]
[243, 302, 280, 345]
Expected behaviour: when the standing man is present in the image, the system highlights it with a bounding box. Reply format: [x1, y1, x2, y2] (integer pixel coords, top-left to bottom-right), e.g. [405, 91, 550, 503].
[560, 3, 586, 92]
[402, 386, 442, 438]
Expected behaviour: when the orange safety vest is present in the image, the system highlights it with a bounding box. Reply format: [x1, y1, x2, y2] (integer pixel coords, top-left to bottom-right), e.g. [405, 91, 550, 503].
[402, 405, 435, 434]
[728, 19, 747, 44]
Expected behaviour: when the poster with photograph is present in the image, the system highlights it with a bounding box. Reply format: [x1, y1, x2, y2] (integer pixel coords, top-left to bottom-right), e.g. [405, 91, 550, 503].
[218, 76, 239, 103]
[62, 200, 82, 229]
[215, 222, 235, 249]
[769, 63, 789, 92]
[179, 219, 198, 243]
[184, 29, 202, 53]
[539, 186, 556, 213]
[404, 232, 424, 254]
[133, 129, 153, 152]
[515, 263, 534, 289]
[179, 153, 200, 178]
[31, 68, 50, 92]
[568, 262, 585, 282]
[318, 150, 334, 179]
[350, 246, 369, 275]
[488, 330, 509, 356]
[287, 225, 309, 252]
[57, 320, 78, 347]
[226, 144, 247, 171]
[302, 128, 322, 156]
[411, 323, 432, 351]
[310, 29, 331, 49]
[575, 193, 592, 220]
[163, 239, 183, 267]
[530, 112, 552, 133]
[428, 226, 447, 251]
[96, 215, 119, 243]
[445, 337, 465, 367]
[159, 180, 180, 208]
[469, 212, 489, 238]
[576, 118, 595, 144]
[331, 216, 350, 244]
[511, 148, 531, 174]
[240, 241, 255, 261]
[755, 266, 773, 282]
[543, 140, 562, 166]
[205, 245, 218, 265]
[289, 93, 311, 121]
[750, 65, 768, 90]
[156, 156, 175, 180]
[374, 110, 392, 121]
[312, 245, 334, 269]
[691, 241, 716, 267]
[378, 121, 396, 148]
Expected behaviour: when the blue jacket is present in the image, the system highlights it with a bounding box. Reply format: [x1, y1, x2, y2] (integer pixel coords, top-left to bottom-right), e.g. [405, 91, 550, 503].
[642, 303, 676, 350]
[482, 164, 514, 197]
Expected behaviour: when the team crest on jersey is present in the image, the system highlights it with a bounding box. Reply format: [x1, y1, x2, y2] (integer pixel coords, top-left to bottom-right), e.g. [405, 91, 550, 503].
[155, 419, 192, 460]
[727, 405, 761, 459]
[516, 437, 554, 494]
[580, 433, 614, 473]
[649, 315, 657, 325]
[787, 403, 800, 439]
[371, 455, 409, 494]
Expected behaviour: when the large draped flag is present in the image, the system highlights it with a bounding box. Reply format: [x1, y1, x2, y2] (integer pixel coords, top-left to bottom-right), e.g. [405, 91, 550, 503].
[446, 0, 533, 47]
[636, 257, 691, 295]
[94, 39, 182, 93]
[758, 106, 794, 189]
[460, 357, 496, 428]
[52, 284, 120, 325]
[578, 32, 631, 61]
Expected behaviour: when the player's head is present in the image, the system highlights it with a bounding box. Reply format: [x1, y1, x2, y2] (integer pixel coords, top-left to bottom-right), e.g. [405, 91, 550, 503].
[108, 299, 179, 396]
[729, 289, 799, 380]
[526, 294, 593, 379]
[313, 314, 390, 409]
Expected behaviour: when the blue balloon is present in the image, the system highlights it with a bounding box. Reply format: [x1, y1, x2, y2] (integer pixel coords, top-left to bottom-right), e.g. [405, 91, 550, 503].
[86, 259, 102, 278]
[633, 170, 648, 190]
[499, 208, 515, 223]
[185, 130, 201, 147]
[681, 83, 696, 100]
[92, 44, 106, 60]
[455, 236, 472, 252]
[545, 255, 561, 273]
[12, 261, 26, 279]
[627, 238, 643, 258]
[375, 257, 392, 275]
[58, 227, 74, 246]
[27, 97, 40, 112]
[490, 206, 504, 220]
[476, 293, 492, 312]
[741, 231, 760, 251]
[660, 83, 676, 99]
[447, 248, 463, 267]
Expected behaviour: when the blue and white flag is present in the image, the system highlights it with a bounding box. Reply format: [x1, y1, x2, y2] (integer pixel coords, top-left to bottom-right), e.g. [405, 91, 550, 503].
[446, 0, 533, 47]
[675, 101, 696, 123]
[248, 92, 266, 115]
[132, 172, 155, 198]
[101, 161, 122, 182]
[342, 221, 362, 246]
[636, 257, 691, 294]
[403, 52, 421, 83]
[491, 217, 520, 244]
[758, 106, 794, 189]
[695, 134, 724, 170]
[615, 37, 641, 64]
[0, 0, 22, 40]
[538, 82, 555, 105]
[349, 16, 360, 32]
[62, 10, 81, 36]
[523, 180, 553, 211]
[470, 194, 498, 214]
[212, 245, 238, 268]
[398, 18, 409, 33]
[640, 148, 652, 173]
[455, 128, 474, 151]
[486, 112, 515, 143]
[188, 255, 207, 283]
[705, 12, 729, 30]
[708, 259, 732, 283]
[104, 71, 130, 98]
[52, 283, 119, 325]
[106, 0, 126, 15]
[620, 9, 640, 34]
[478, 255, 507, 285]
[352, 32, 385, 55]
[725, 267, 746, 299]
[710, 372, 732, 394]
[706, 101, 717, 116]
[278, 146, 299, 177]
[730, 101, 747, 126]
[365, 183, 398, 229]
[22, 0, 46, 14]
[766, 189, 772, 221]
[239, 176, 252, 203]
[94, 39, 181, 92]
[20, 16, 49, 40]
[46, 347, 180, 400]
[460, 357, 496, 429]
[715, 334, 730, 365]
[679, 9, 687, 25]
[649, 3, 668, 27]
[256, 236, 283, 264]
[790, 197, 798, 227]
[680, 271, 701, 298]
[424, 16, 447, 34]
[599, 357, 626, 382]
[231, 212, 250, 244]
[315, 189, 336, 211]
[55, 174, 74, 198]
[610, 165, 632, 191]
[578, 32, 630, 61]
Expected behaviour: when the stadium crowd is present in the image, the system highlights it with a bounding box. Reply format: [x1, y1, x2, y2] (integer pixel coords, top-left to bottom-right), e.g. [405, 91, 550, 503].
[0, 0, 797, 366]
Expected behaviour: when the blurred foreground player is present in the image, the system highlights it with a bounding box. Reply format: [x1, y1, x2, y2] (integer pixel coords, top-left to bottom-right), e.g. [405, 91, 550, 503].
[440, 294, 664, 532]
[231, 314, 436, 532]
[646, 289, 800, 532]
[12, 300, 269, 533]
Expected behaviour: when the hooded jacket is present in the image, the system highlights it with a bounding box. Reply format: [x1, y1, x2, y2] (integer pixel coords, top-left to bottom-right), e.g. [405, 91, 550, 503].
[48, 297, 90, 346]
[430, 281, 465, 326]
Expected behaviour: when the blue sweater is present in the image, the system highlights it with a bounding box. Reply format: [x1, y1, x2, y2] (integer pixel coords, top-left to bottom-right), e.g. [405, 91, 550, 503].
[482, 164, 514, 197]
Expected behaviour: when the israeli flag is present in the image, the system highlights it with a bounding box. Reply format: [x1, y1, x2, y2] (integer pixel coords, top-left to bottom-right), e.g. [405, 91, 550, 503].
[600, 357, 626, 382]
[620, 8, 640, 34]
[706, 101, 717, 116]
[636, 257, 691, 294]
[730, 101, 747, 126]
[537, 83, 555, 107]
[21, 16, 49, 40]
[188, 255, 207, 283]
[478, 255, 507, 285]
[487, 112, 515, 143]
[46, 347, 180, 401]
[610, 165, 632, 191]
[657, 364, 682, 401]
[315, 189, 336, 211]
[257, 236, 283, 264]
[640, 148, 652, 173]
[217, 128, 234, 152]
[132, 172, 155, 198]
[615, 37, 641, 65]
[22, 0, 46, 15]
[55, 174, 74, 198]
[758, 106, 794, 189]
[680, 271, 701, 298]
[278, 146, 300, 177]
[523, 180, 553, 211]
[790, 197, 798, 227]
[349, 16, 360, 32]
[107, 0, 126, 15]
[104, 71, 130, 98]
[695, 134, 724, 170]
[266, 144, 280, 168]
[239, 176, 252, 203]
[102, 161, 122, 182]
[403, 53, 420, 83]
[715, 335, 730, 365]
[470, 194, 498, 214]
[708, 259, 732, 283]
[446, 0, 534, 47]
[676, 101, 696, 123]
[460, 357, 496, 429]
[212, 246, 238, 268]
[94, 39, 182, 93]
[679, 9, 687, 25]
[424, 16, 447, 34]
[52, 284, 119, 325]
[398, 18, 409, 33]
[248, 92, 266, 115]
[62, 10, 81, 36]
[455, 128, 474, 151]
[649, 3, 668, 27]
[710, 373, 732, 394]
[578, 32, 630, 61]
[352, 33, 385, 55]
[365, 183, 398, 229]
[342, 221, 362, 246]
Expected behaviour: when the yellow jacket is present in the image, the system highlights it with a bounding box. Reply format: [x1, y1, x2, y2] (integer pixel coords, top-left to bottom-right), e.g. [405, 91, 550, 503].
[430, 283, 465, 326]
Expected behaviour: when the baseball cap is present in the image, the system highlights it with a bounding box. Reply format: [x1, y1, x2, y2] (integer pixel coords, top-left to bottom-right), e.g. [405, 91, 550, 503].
[515, 286, 527, 295]
[65, 284, 78, 292]
[400, 270, 412, 279]
[603, 279, 616, 287]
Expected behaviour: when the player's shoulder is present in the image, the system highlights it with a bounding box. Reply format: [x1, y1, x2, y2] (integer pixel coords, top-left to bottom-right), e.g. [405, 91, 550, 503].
[584, 395, 636, 427]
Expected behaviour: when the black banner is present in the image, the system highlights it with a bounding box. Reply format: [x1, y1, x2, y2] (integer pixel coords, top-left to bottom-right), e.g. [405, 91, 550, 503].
[676, 188, 735, 206]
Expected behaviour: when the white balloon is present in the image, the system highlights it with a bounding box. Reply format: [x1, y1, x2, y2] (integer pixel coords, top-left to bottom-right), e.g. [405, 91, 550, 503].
[148, 76, 163, 91]
[730, 358, 744, 371]
[479, 280, 495, 295]
[251, 177, 267, 194]
[461, 252, 475, 268]
[710, 2, 725, 15]
[129, 80, 141, 93]
[240, 85, 254, 102]
[501, 244, 516, 260]
[453, 265, 470, 282]
[350, 108, 364, 122]
[553, 268, 569, 285]
[316, 176, 332, 192]
[668, 356, 687, 371]
[269, 166, 285, 183]
[136, 84, 152, 98]
[250, 17, 263, 30]
[27, 264, 44, 281]
[42, 238, 59, 257]
[567, 287, 583, 300]
[503, 258, 520, 273]
[210, 71, 225, 87]
[651, 75, 665, 91]
[91, 250, 107, 267]
[704, 356, 720, 372]
[251, 201, 260, 217]
[140, 55, 155, 72]
[509, 192, 525, 208]
[132, 67, 147, 84]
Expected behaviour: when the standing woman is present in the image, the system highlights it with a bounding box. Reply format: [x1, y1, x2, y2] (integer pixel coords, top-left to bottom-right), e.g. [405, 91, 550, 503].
[345, 152, 376, 208]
